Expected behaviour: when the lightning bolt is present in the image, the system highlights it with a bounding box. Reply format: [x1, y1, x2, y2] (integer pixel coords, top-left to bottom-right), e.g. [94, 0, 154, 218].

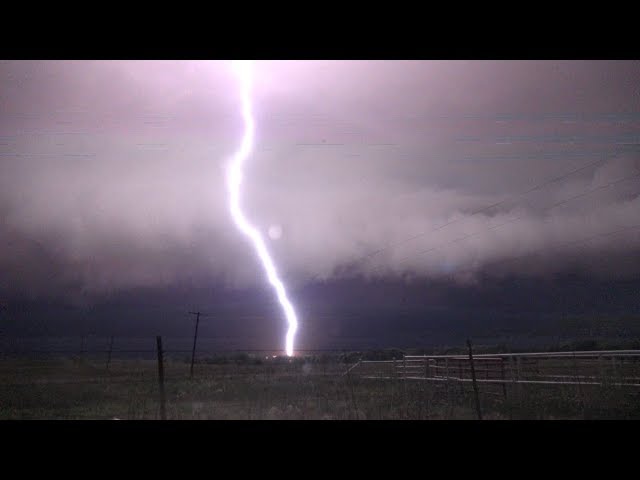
[226, 60, 299, 357]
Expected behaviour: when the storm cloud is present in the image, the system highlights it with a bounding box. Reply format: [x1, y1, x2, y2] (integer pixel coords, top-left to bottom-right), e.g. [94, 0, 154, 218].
[1, 60, 639, 302]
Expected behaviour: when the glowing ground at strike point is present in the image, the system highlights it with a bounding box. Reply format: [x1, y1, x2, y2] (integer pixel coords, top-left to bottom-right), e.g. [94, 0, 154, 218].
[226, 60, 299, 357]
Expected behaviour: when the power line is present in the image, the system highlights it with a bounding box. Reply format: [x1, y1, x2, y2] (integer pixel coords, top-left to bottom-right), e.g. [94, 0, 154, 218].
[365, 170, 640, 274]
[292, 154, 617, 284]
[459, 223, 640, 276]
[354, 156, 613, 266]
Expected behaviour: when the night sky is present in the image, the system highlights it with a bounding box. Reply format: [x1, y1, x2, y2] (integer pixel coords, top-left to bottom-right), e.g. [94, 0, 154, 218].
[1, 61, 639, 350]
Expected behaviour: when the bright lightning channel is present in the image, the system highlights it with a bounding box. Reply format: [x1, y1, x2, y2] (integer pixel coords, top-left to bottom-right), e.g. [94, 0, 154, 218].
[226, 60, 299, 357]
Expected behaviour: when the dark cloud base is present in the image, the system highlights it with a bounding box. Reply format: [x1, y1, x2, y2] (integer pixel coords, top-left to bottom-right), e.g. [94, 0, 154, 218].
[2, 274, 639, 350]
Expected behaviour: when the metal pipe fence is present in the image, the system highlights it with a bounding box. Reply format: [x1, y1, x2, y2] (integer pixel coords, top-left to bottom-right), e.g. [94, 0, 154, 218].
[353, 350, 640, 388]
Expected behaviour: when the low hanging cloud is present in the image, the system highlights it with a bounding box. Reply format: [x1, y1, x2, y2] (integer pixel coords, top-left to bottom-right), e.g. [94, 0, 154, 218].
[1, 60, 639, 301]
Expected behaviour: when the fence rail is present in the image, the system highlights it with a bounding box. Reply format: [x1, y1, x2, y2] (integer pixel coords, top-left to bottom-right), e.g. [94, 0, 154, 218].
[353, 350, 640, 389]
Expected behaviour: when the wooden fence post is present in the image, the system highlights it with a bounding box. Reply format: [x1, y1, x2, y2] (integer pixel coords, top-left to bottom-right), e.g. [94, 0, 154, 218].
[467, 339, 482, 420]
[189, 311, 201, 379]
[156, 336, 167, 420]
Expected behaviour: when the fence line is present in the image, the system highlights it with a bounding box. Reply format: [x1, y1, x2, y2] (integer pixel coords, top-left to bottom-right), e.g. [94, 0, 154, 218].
[359, 375, 640, 388]
[353, 350, 640, 389]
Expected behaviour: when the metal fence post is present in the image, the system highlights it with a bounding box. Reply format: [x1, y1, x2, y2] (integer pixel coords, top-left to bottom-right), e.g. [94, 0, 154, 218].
[500, 358, 507, 399]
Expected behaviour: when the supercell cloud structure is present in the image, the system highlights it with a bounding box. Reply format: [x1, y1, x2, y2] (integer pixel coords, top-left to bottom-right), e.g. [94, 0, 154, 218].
[1, 60, 640, 302]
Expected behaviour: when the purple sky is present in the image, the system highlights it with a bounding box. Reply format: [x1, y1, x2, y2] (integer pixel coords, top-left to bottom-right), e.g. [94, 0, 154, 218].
[1, 60, 640, 305]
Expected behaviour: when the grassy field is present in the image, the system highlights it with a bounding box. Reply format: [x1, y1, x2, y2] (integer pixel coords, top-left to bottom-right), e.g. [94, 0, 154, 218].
[1, 356, 639, 419]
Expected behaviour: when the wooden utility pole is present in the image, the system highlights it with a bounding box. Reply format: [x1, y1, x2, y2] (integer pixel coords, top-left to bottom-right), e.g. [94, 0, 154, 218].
[156, 336, 167, 420]
[467, 339, 483, 420]
[188, 311, 201, 378]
